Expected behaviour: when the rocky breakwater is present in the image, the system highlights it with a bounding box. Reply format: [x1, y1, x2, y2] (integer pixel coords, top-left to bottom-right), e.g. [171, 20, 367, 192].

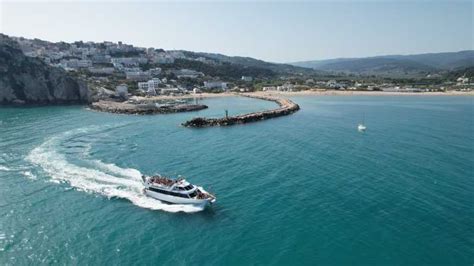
[182, 94, 300, 127]
[90, 100, 208, 115]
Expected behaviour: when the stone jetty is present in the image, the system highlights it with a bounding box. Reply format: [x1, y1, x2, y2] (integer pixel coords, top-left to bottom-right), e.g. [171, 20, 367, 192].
[90, 100, 207, 115]
[182, 94, 300, 127]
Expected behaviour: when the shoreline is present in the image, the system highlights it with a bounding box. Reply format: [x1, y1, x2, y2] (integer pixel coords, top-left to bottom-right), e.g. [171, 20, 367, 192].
[127, 90, 474, 102]
[250, 90, 474, 97]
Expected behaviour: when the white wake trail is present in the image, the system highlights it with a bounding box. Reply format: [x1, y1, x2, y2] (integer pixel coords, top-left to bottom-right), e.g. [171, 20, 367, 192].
[26, 128, 205, 213]
[0, 165, 11, 171]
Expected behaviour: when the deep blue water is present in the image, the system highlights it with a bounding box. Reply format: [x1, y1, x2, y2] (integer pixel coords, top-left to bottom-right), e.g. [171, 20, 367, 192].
[0, 96, 473, 265]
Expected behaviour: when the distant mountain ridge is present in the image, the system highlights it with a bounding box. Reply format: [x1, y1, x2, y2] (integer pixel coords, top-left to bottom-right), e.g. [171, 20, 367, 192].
[291, 51, 474, 77]
[178, 50, 314, 75]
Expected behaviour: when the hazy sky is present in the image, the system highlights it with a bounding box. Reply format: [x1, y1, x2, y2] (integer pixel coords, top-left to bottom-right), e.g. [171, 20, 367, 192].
[1, 1, 472, 63]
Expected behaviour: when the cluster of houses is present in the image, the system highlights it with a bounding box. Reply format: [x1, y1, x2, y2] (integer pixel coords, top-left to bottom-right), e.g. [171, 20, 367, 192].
[263, 79, 348, 91]
[114, 82, 183, 99]
[262, 83, 295, 92]
[110, 77, 229, 98]
[259, 79, 460, 93]
[456, 76, 471, 86]
[135, 78, 182, 96]
[12, 37, 471, 96]
[14, 37, 181, 75]
[204, 81, 228, 90]
[14, 37, 240, 97]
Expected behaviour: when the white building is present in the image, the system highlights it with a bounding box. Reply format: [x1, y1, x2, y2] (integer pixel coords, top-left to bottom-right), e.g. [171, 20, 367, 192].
[111, 57, 147, 66]
[148, 67, 162, 76]
[241, 76, 253, 82]
[168, 51, 186, 59]
[88, 67, 115, 75]
[60, 59, 92, 69]
[382, 87, 401, 92]
[404, 87, 423, 92]
[138, 82, 148, 90]
[262, 84, 294, 92]
[161, 88, 181, 95]
[204, 81, 228, 90]
[91, 55, 112, 64]
[326, 80, 337, 87]
[146, 47, 155, 55]
[262, 86, 277, 91]
[123, 67, 141, 72]
[382, 86, 423, 93]
[147, 78, 161, 89]
[277, 83, 294, 92]
[326, 80, 346, 89]
[138, 78, 161, 95]
[152, 53, 175, 64]
[173, 69, 204, 79]
[457, 77, 469, 85]
[47, 51, 68, 60]
[195, 57, 216, 65]
[126, 71, 151, 81]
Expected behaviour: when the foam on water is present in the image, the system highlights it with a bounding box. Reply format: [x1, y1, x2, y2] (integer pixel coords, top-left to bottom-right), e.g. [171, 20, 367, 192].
[0, 165, 11, 171]
[26, 127, 205, 213]
[92, 160, 142, 180]
[0, 232, 5, 252]
[22, 171, 37, 180]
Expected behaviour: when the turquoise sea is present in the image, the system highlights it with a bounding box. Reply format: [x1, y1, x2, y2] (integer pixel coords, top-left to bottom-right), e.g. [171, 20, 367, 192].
[0, 95, 472, 265]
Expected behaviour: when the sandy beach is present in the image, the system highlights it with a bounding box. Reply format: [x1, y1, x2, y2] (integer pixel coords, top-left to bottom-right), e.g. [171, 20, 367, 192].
[130, 90, 473, 102]
[251, 90, 474, 97]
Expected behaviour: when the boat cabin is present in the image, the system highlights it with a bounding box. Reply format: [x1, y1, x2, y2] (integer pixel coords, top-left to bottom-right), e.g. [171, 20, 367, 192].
[142, 174, 216, 204]
[147, 176, 207, 198]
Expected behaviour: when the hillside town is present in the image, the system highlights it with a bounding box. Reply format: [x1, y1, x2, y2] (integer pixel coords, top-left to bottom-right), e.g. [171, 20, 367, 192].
[12, 37, 473, 102]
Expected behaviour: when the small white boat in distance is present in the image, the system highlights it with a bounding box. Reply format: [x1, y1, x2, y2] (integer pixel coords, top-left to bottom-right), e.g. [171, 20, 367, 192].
[358, 113, 367, 131]
[142, 175, 216, 207]
[358, 124, 367, 131]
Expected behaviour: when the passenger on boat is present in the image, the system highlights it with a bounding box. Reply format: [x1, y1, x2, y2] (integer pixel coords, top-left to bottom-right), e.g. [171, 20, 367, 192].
[151, 176, 175, 186]
[196, 190, 207, 199]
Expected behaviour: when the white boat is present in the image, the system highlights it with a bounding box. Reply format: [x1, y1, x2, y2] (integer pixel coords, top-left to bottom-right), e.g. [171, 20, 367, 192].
[358, 113, 367, 131]
[142, 175, 216, 207]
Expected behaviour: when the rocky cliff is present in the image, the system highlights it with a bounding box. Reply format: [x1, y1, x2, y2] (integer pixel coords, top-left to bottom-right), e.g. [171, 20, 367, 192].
[0, 34, 89, 105]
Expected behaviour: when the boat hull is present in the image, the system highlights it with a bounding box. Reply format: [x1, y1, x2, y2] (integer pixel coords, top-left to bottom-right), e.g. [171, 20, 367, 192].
[144, 188, 213, 207]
